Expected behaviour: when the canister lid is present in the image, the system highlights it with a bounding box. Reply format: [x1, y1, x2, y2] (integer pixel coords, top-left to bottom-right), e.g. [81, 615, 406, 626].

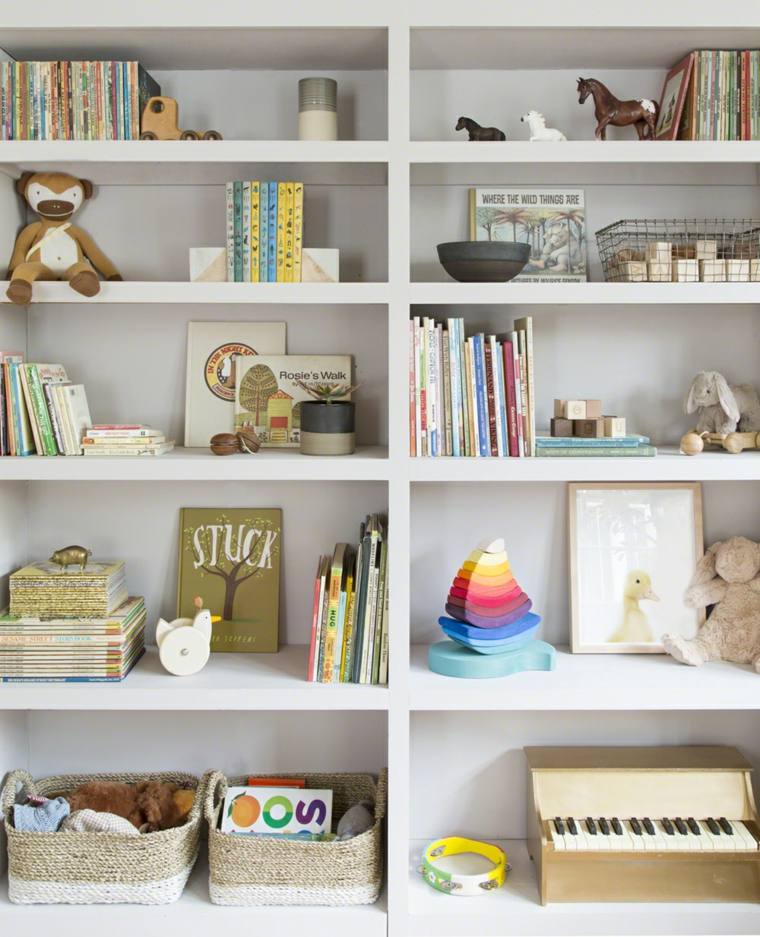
[299, 77, 337, 111]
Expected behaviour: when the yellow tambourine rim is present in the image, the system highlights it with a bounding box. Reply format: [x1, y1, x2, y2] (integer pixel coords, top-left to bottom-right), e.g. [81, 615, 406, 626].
[421, 836, 508, 894]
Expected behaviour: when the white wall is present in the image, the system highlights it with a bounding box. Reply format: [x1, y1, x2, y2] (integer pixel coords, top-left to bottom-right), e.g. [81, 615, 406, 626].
[25, 480, 387, 644]
[410, 710, 760, 840]
[410, 481, 760, 647]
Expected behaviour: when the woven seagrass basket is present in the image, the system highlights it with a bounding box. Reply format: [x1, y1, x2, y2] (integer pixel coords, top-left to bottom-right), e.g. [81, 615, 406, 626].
[206, 769, 386, 906]
[2, 769, 209, 904]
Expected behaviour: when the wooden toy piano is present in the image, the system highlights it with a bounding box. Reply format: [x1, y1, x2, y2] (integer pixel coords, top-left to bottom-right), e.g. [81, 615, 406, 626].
[525, 746, 760, 904]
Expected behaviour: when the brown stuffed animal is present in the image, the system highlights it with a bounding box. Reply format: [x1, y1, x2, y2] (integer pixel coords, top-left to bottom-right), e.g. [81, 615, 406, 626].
[66, 780, 194, 832]
[6, 171, 122, 305]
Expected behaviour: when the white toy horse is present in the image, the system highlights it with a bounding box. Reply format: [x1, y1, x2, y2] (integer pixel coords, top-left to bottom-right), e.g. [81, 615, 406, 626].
[155, 596, 221, 676]
[520, 111, 567, 142]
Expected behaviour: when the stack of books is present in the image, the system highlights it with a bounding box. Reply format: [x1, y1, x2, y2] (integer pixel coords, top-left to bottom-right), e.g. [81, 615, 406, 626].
[409, 315, 536, 457]
[536, 435, 656, 457]
[678, 50, 760, 140]
[82, 425, 174, 456]
[0, 355, 91, 456]
[0, 61, 160, 140]
[10, 560, 128, 618]
[226, 181, 304, 282]
[308, 514, 388, 685]
[0, 596, 146, 683]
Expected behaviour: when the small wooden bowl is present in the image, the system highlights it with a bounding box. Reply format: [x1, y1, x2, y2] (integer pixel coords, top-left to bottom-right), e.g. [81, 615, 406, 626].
[210, 433, 240, 456]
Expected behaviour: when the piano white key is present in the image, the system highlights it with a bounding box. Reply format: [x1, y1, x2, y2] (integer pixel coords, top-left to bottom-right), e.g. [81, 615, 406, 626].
[570, 818, 591, 851]
[733, 821, 759, 851]
[582, 818, 603, 850]
[698, 819, 733, 851]
[550, 819, 567, 851]
[642, 819, 667, 851]
[624, 819, 646, 851]
[670, 819, 696, 851]
[563, 819, 579, 851]
[654, 819, 681, 851]
[609, 819, 635, 851]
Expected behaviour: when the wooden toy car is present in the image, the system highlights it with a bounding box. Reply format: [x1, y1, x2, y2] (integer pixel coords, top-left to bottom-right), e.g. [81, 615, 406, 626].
[140, 97, 222, 140]
[680, 430, 760, 455]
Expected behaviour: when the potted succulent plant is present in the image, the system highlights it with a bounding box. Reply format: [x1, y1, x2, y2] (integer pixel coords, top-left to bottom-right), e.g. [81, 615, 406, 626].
[295, 380, 359, 456]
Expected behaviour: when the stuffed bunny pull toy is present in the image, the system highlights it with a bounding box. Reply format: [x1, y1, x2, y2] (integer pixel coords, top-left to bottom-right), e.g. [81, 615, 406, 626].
[685, 371, 760, 435]
[663, 537, 760, 672]
[6, 171, 121, 304]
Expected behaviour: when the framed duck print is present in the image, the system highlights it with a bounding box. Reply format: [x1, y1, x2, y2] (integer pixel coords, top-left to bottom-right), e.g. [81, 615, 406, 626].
[569, 483, 704, 653]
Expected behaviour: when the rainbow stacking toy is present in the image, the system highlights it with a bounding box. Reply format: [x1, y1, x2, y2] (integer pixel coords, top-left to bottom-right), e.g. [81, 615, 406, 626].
[428, 538, 556, 679]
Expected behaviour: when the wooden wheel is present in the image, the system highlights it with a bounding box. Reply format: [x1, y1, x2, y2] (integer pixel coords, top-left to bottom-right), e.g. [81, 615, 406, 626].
[202, 130, 223, 140]
[139, 131, 157, 140]
[180, 129, 200, 140]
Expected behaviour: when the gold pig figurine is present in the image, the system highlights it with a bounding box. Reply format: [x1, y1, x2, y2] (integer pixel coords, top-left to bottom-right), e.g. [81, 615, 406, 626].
[49, 545, 92, 572]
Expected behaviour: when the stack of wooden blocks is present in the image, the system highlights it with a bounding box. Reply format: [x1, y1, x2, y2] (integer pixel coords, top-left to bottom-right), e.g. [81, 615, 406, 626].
[616, 241, 760, 283]
[550, 400, 626, 438]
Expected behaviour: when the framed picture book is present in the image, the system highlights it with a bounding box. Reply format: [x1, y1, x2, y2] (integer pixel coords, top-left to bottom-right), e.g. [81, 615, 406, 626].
[234, 355, 352, 447]
[184, 321, 286, 447]
[176, 507, 282, 652]
[569, 483, 704, 654]
[656, 52, 695, 140]
[469, 188, 586, 282]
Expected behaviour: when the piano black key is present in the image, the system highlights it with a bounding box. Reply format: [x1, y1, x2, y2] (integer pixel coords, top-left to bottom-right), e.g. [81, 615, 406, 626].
[687, 817, 701, 835]
[707, 817, 721, 835]
[643, 818, 655, 835]
[611, 817, 623, 835]
[566, 817, 577, 835]
[630, 818, 642, 836]
[553, 817, 565, 835]
[585, 817, 597, 835]
[661, 817, 675, 835]
[675, 817, 688, 835]
[598, 817, 610, 835]
[718, 817, 733, 835]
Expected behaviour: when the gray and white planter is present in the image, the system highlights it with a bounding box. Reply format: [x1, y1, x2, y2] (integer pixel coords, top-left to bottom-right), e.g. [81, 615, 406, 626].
[299, 401, 356, 456]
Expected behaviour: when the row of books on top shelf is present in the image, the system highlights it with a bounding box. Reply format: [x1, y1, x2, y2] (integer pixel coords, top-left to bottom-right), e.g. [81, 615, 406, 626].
[0, 60, 159, 140]
[673, 50, 760, 141]
[226, 181, 304, 282]
[0, 352, 172, 457]
[409, 316, 536, 458]
[308, 514, 388, 686]
[2, 558, 145, 683]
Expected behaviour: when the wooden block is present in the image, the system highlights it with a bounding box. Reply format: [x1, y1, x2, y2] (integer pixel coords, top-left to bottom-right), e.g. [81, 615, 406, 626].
[565, 400, 586, 419]
[672, 259, 699, 282]
[604, 416, 627, 437]
[672, 243, 696, 260]
[696, 240, 718, 261]
[726, 259, 750, 282]
[301, 247, 340, 282]
[619, 261, 647, 282]
[645, 241, 671, 263]
[751, 259, 760, 282]
[647, 260, 671, 282]
[553, 399, 567, 418]
[573, 418, 605, 438]
[700, 259, 726, 282]
[550, 417, 573, 437]
[583, 399, 602, 419]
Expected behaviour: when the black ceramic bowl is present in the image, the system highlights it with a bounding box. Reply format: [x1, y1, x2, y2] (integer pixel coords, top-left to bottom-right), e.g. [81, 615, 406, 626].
[436, 241, 531, 282]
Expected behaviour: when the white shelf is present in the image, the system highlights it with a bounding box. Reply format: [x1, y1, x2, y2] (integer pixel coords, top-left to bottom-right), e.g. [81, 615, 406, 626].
[0, 141, 389, 185]
[0, 646, 389, 711]
[0, 446, 389, 481]
[410, 282, 760, 306]
[0, 281, 390, 305]
[0, 857, 387, 937]
[408, 839, 760, 936]
[409, 645, 760, 711]
[409, 446, 760, 482]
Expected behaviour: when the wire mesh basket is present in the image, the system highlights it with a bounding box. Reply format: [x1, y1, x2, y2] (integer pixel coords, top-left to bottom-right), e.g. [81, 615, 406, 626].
[596, 219, 760, 283]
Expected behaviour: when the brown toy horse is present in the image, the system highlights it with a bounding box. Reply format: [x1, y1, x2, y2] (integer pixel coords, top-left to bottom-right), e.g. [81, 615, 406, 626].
[577, 78, 658, 140]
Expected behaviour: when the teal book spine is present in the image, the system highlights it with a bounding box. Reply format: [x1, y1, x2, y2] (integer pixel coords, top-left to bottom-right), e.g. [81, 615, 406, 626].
[267, 181, 277, 282]
[536, 435, 649, 448]
[259, 181, 269, 281]
[233, 180, 243, 282]
[536, 445, 657, 457]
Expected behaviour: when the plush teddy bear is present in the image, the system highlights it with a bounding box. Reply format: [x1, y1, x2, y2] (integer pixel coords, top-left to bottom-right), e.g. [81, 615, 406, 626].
[663, 536, 760, 671]
[6, 170, 121, 305]
[66, 779, 194, 832]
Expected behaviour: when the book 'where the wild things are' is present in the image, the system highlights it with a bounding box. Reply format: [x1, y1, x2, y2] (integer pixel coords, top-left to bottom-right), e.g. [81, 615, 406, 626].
[177, 508, 281, 652]
[234, 355, 352, 447]
[469, 188, 587, 282]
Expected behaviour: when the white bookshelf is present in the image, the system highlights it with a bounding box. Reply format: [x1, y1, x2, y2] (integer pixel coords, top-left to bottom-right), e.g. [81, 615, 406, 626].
[1, 4, 760, 937]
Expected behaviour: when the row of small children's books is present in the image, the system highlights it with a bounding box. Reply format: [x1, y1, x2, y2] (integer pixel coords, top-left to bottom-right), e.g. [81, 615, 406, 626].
[308, 514, 388, 685]
[409, 316, 537, 458]
[226, 181, 304, 283]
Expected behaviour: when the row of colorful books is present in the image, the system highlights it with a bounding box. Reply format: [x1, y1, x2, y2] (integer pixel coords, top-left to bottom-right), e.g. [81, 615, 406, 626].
[308, 514, 388, 685]
[226, 181, 304, 282]
[0, 355, 91, 456]
[0, 60, 160, 140]
[409, 316, 536, 457]
[678, 50, 760, 141]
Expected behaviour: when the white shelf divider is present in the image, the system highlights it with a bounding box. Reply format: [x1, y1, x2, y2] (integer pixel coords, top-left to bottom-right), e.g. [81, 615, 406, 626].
[409, 282, 760, 305]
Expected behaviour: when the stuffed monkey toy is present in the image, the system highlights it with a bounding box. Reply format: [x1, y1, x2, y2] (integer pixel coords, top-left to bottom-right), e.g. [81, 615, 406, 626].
[6, 171, 121, 304]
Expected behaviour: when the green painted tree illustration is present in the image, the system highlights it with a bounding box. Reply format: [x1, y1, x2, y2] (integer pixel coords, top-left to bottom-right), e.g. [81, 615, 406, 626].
[239, 364, 278, 426]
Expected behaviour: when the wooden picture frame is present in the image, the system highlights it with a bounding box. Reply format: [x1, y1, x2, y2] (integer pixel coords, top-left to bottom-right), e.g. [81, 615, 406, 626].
[655, 52, 695, 140]
[569, 482, 704, 653]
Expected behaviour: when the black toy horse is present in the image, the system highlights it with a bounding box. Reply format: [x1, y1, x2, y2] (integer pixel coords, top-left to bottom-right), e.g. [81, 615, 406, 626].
[455, 116, 506, 141]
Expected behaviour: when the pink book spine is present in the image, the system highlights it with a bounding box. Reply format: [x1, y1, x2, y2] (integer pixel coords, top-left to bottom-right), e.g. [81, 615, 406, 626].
[306, 561, 322, 682]
[502, 341, 518, 457]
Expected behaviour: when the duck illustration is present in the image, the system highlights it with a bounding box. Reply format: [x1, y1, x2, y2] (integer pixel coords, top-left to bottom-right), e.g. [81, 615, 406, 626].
[609, 570, 659, 643]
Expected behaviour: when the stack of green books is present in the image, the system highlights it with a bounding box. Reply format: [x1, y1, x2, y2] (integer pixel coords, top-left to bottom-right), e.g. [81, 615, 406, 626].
[10, 560, 128, 617]
[535, 435, 656, 457]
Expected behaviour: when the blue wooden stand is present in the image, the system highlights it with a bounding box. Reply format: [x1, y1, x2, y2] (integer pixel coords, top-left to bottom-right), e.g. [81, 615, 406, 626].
[428, 639, 556, 679]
